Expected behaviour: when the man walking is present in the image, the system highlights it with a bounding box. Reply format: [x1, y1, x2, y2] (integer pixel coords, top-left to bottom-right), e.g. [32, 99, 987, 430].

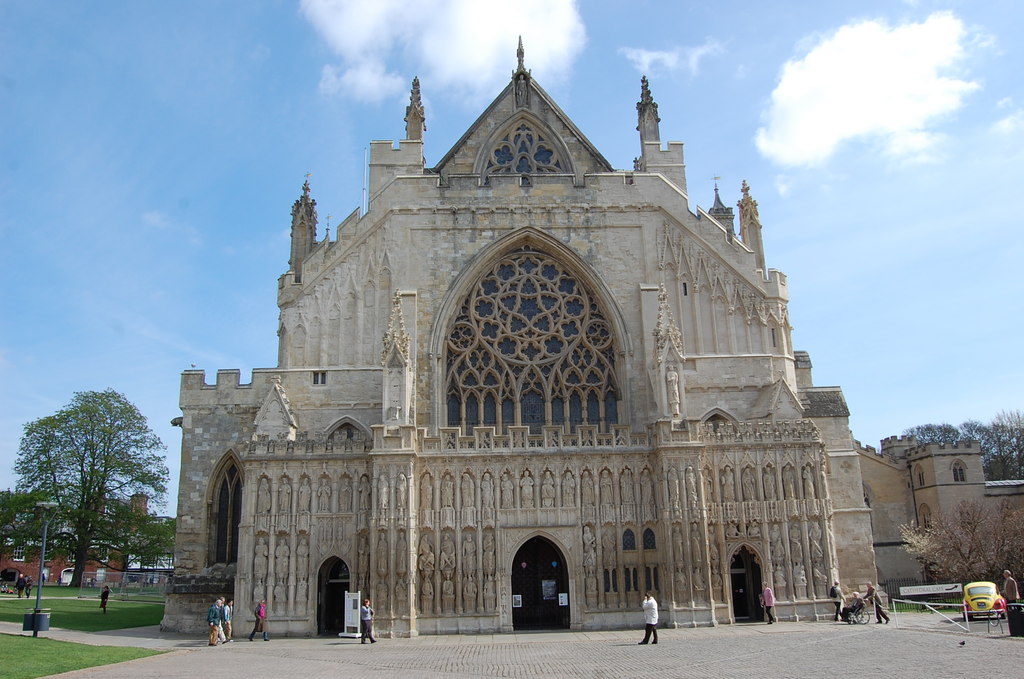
[360, 598, 376, 644]
[1002, 570, 1019, 604]
[864, 582, 889, 624]
[221, 598, 234, 642]
[638, 592, 659, 644]
[207, 597, 223, 646]
[760, 582, 776, 624]
[830, 581, 843, 621]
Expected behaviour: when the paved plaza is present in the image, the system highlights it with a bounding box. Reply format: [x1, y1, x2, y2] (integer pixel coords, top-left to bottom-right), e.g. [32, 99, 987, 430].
[3, 617, 1022, 679]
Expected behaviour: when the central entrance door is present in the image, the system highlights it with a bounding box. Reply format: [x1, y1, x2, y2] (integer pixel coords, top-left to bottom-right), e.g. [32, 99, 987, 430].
[511, 536, 570, 630]
[318, 557, 350, 635]
[730, 546, 763, 621]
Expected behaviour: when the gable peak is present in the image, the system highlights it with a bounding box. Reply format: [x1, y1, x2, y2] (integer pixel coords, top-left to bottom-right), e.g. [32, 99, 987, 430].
[512, 37, 531, 109]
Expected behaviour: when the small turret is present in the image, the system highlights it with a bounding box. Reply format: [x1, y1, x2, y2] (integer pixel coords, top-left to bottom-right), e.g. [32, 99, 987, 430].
[405, 76, 425, 141]
[708, 182, 735, 240]
[738, 180, 766, 276]
[636, 76, 661, 151]
[289, 179, 317, 283]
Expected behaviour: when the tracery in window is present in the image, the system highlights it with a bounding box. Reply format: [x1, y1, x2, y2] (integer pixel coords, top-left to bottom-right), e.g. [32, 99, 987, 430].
[445, 247, 619, 434]
[952, 460, 966, 483]
[484, 123, 564, 180]
[622, 529, 636, 551]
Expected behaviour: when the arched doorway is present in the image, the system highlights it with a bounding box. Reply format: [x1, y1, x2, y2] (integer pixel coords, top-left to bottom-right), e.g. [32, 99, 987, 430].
[318, 557, 351, 635]
[730, 546, 763, 621]
[511, 536, 570, 630]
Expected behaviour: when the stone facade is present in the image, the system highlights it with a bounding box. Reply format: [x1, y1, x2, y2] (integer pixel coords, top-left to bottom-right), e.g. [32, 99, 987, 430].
[163, 50, 875, 636]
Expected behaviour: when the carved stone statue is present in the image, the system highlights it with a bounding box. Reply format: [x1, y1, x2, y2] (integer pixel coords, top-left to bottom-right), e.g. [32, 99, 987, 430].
[462, 533, 476, 571]
[420, 474, 433, 512]
[481, 473, 494, 509]
[763, 468, 776, 500]
[298, 477, 311, 514]
[501, 472, 514, 509]
[275, 539, 289, 574]
[685, 466, 697, 508]
[418, 534, 435, 577]
[339, 476, 352, 513]
[581, 471, 595, 506]
[742, 467, 757, 502]
[440, 533, 456, 578]
[482, 531, 495, 575]
[666, 366, 680, 417]
[561, 471, 576, 507]
[254, 535, 268, 577]
[540, 470, 555, 508]
[278, 480, 292, 515]
[257, 478, 271, 514]
[620, 469, 635, 503]
[441, 474, 454, 508]
[520, 471, 534, 508]
[358, 475, 371, 511]
[461, 472, 474, 508]
[317, 477, 332, 513]
[802, 466, 815, 499]
[720, 467, 735, 502]
[378, 475, 389, 511]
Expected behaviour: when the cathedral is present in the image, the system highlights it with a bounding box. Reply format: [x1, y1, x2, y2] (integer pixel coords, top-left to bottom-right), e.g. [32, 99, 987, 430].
[163, 46, 876, 636]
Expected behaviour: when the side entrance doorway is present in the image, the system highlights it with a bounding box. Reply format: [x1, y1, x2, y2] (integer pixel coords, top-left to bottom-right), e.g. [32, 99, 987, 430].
[510, 536, 570, 630]
[729, 546, 763, 621]
[318, 557, 350, 635]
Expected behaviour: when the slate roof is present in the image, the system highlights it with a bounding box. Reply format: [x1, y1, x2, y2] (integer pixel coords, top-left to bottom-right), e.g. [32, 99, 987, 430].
[801, 387, 850, 418]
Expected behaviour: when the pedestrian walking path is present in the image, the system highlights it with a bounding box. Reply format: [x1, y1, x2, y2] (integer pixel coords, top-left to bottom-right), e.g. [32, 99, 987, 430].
[2, 619, 1020, 679]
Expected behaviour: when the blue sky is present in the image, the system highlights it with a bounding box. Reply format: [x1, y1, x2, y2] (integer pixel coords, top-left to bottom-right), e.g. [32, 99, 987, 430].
[2, 1, 1021, 512]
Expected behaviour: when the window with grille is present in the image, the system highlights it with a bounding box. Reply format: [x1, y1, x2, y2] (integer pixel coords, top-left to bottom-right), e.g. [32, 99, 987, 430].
[622, 529, 636, 551]
[445, 247, 619, 434]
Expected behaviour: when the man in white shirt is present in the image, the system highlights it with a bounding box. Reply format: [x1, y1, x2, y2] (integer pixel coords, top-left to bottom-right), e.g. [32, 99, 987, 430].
[638, 592, 658, 644]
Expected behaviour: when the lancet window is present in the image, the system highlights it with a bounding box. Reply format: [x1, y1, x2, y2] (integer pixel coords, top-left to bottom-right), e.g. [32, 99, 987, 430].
[211, 461, 242, 564]
[445, 247, 619, 434]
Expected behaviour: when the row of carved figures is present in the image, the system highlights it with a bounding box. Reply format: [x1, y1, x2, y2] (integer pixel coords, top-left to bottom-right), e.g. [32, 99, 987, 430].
[249, 458, 825, 523]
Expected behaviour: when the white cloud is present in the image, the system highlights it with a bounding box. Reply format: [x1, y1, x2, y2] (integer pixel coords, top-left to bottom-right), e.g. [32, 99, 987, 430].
[619, 39, 724, 77]
[992, 110, 1024, 135]
[756, 12, 979, 167]
[300, 0, 586, 103]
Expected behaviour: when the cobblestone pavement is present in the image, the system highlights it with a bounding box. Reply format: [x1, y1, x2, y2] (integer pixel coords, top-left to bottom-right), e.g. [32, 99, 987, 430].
[3, 619, 1021, 679]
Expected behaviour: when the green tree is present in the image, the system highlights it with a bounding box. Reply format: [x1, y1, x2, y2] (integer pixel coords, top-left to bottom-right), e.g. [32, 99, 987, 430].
[15, 389, 168, 586]
[901, 500, 1024, 583]
[0, 489, 46, 560]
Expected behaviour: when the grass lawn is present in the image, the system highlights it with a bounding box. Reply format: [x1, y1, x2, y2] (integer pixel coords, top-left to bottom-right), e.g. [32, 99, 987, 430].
[0, 633, 163, 679]
[0, 596, 164, 631]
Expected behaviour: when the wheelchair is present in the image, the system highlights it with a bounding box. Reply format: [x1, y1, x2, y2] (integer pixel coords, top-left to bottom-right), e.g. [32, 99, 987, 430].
[842, 601, 869, 624]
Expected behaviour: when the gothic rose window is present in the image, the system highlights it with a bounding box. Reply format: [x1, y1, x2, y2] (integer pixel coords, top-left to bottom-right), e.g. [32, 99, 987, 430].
[445, 247, 618, 434]
[484, 123, 563, 180]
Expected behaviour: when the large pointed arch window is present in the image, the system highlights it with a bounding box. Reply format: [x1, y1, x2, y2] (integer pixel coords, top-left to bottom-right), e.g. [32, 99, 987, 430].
[445, 246, 619, 434]
[211, 461, 242, 564]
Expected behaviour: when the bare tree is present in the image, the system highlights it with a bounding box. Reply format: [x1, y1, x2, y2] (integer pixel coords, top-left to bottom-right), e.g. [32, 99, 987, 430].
[901, 500, 1024, 583]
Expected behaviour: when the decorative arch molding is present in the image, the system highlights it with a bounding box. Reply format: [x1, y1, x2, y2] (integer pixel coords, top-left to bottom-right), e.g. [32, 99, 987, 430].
[728, 542, 765, 567]
[504, 530, 574, 569]
[324, 417, 373, 451]
[473, 112, 576, 180]
[700, 408, 738, 431]
[430, 227, 633, 434]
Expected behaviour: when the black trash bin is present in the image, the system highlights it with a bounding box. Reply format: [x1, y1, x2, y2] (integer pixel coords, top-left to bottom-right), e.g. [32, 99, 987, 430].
[1007, 603, 1024, 637]
[22, 610, 51, 632]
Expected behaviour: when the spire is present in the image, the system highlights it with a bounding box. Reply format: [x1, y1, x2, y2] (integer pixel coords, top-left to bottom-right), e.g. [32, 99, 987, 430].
[708, 179, 735, 239]
[289, 178, 318, 283]
[737, 180, 766, 275]
[636, 75, 661, 144]
[513, 36, 531, 108]
[404, 76, 425, 141]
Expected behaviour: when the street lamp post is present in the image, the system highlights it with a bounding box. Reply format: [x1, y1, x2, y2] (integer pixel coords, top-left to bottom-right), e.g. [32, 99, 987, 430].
[33, 501, 58, 638]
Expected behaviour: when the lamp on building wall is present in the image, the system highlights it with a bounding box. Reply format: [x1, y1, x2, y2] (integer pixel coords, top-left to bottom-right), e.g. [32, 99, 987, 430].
[31, 501, 58, 637]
